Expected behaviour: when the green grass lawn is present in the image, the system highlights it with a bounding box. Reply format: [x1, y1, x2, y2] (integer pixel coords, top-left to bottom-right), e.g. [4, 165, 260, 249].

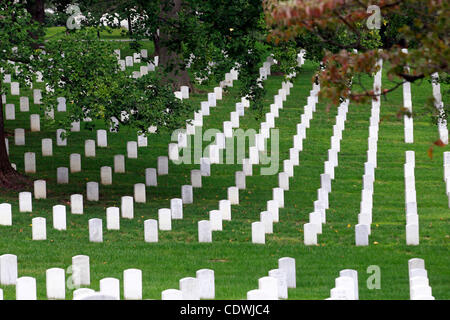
[0, 52, 449, 300]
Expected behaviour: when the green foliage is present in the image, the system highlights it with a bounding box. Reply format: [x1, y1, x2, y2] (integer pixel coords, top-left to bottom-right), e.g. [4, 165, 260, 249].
[38, 29, 194, 136]
[0, 2, 43, 95]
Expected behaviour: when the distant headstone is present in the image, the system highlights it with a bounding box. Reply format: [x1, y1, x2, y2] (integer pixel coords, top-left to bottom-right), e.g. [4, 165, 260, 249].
[52, 205, 67, 230]
[32, 217, 46, 240]
[19, 192, 32, 212]
[144, 219, 158, 243]
[106, 207, 120, 230]
[71, 194, 83, 214]
[86, 182, 99, 201]
[34, 180, 47, 199]
[89, 218, 103, 242]
[114, 155, 125, 173]
[57, 167, 69, 184]
[182, 185, 193, 204]
[121, 196, 134, 219]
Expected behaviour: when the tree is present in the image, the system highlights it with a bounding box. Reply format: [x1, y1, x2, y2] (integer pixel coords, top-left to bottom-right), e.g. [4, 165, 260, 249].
[264, 0, 449, 107]
[0, 2, 42, 189]
[0, 2, 194, 190]
[38, 29, 194, 136]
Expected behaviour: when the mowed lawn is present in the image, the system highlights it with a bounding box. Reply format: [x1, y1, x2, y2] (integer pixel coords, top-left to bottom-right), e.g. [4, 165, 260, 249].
[0, 48, 449, 300]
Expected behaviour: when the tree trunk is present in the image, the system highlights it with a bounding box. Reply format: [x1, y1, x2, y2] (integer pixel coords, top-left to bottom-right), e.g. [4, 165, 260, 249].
[127, 14, 133, 35]
[26, 0, 45, 24]
[158, 0, 192, 91]
[0, 87, 31, 190]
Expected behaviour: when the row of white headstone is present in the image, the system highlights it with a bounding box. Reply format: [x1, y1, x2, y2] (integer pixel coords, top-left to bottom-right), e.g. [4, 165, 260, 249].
[252, 80, 320, 245]
[192, 71, 289, 243]
[355, 64, 383, 246]
[247, 257, 296, 300]
[402, 48, 414, 143]
[404, 150, 419, 245]
[162, 269, 215, 300]
[195, 62, 279, 241]
[327, 269, 359, 300]
[444, 151, 450, 208]
[241, 79, 294, 243]
[431, 72, 448, 145]
[0, 253, 147, 300]
[303, 99, 349, 246]
[132, 58, 274, 242]
[3, 96, 67, 123]
[408, 258, 434, 300]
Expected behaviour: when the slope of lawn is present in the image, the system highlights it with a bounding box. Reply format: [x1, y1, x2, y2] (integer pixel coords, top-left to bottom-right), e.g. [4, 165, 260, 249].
[0, 45, 449, 299]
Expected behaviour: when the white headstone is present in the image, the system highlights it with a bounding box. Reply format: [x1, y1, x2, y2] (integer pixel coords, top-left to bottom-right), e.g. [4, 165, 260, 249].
[0, 203, 12, 226]
[30, 114, 40, 132]
[198, 220, 212, 243]
[158, 156, 169, 175]
[106, 207, 120, 230]
[252, 221, 265, 244]
[258, 276, 278, 300]
[162, 289, 183, 300]
[180, 277, 200, 300]
[32, 217, 46, 240]
[191, 170, 202, 188]
[182, 185, 193, 204]
[406, 223, 419, 245]
[56, 129, 67, 146]
[0, 254, 18, 285]
[127, 141, 138, 158]
[267, 200, 279, 223]
[145, 168, 157, 186]
[14, 128, 25, 145]
[85, 140, 96, 157]
[228, 186, 239, 204]
[46, 268, 65, 299]
[34, 180, 46, 199]
[20, 97, 29, 112]
[219, 199, 231, 221]
[278, 257, 296, 288]
[144, 219, 158, 242]
[158, 208, 172, 230]
[273, 188, 284, 208]
[304, 223, 317, 245]
[100, 278, 120, 300]
[121, 196, 134, 219]
[123, 269, 142, 300]
[171, 198, 183, 219]
[57, 97, 66, 112]
[134, 183, 146, 203]
[196, 269, 215, 299]
[57, 167, 69, 184]
[72, 255, 90, 286]
[86, 182, 99, 201]
[69, 153, 81, 173]
[114, 155, 125, 173]
[71, 194, 83, 214]
[268, 269, 288, 299]
[19, 192, 32, 212]
[355, 224, 369, 246]
[24, 152, 36, 173]
[16, 277, 37, 300]
[97, 130, 107, 148]
[41, 138, 53, 157]
[89, 218, 103, 242]
[52, 205, 66, 230]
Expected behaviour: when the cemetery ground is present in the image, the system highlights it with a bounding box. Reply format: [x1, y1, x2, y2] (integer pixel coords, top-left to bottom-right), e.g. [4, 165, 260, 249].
[0, 50, 449, 300]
